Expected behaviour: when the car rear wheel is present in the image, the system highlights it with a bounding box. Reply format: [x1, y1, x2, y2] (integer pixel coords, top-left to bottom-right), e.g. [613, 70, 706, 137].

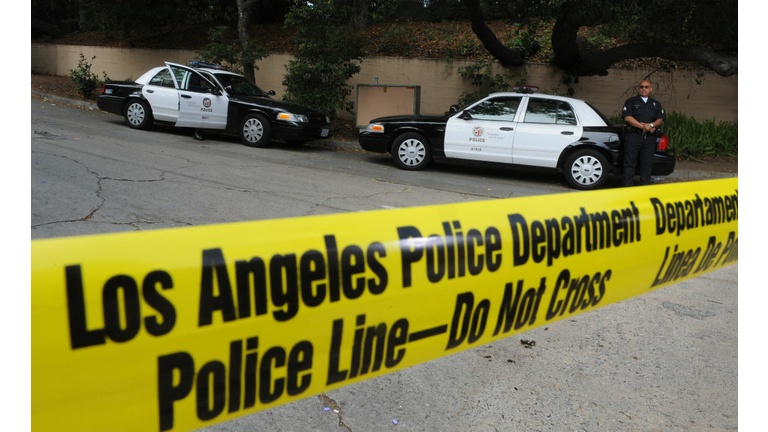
[391, 133, 431, 170]
[564, 149, 609, 190]
[240, 114, 273, 147]
[124, 100, 153, 130]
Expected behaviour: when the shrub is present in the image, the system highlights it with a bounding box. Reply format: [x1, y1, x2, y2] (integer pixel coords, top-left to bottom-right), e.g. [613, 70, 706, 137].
[611, 112, 738, 158]
[68, 53, 106, 99]
[194, 26, 268, 76]
[282, 2, 366, 120]
[662, 111, 738, 157]
[456, 62, 522, 107]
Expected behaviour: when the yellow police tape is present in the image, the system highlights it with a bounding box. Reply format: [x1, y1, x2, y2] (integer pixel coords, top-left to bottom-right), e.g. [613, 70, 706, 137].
[32, 178, 738, 432]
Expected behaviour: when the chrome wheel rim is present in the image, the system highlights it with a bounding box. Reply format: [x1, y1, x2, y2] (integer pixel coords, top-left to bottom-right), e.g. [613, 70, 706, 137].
[570, 155, 604, 186]
[126, 103, 145, 126]
[242, 118, 264, 143]
[397, 139, 426, 167]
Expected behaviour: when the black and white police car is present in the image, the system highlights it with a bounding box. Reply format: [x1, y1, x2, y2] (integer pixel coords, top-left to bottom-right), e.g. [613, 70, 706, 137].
[97, 61, 333, 147]
[359, 86, 675, 189]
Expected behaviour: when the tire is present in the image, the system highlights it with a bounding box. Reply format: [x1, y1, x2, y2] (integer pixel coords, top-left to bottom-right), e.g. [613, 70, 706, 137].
[564, 149, 610, 190]
[239, 114, 273, 147]
[124, 99, 153, 130]
[391, 133, 431, 170]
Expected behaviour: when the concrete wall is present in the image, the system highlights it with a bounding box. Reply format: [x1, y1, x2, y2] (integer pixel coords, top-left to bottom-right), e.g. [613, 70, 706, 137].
[32, 43, 737, 123]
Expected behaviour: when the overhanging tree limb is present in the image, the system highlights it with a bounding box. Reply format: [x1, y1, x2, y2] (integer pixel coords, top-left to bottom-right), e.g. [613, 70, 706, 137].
[465, 0, 534, 67]
[577, 43, 738, 77]
[467, 0, 737, 78]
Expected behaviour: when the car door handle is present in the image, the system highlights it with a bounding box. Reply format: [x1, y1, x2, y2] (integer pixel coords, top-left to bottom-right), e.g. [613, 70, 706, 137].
[500, 127, 514, 131]
[561, 131, 575, 135]
[181, 94, 192, 99]
[146, 89, 154, 94]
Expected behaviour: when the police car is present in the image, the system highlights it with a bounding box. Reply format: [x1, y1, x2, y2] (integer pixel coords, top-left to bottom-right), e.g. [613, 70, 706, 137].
[97, 61, 333, 147]
[358, 87, 675, 189]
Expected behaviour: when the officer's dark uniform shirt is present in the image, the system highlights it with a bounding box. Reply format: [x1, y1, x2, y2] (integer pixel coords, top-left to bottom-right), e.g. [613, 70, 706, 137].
[622, 95, 666, 128]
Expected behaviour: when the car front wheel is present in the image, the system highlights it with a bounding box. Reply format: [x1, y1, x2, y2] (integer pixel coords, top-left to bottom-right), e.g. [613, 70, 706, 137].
[124, 100, 153, 130]
[391, 133, 431, 170]
[240, 114, 273, 147]
[564, 149, 610, 190]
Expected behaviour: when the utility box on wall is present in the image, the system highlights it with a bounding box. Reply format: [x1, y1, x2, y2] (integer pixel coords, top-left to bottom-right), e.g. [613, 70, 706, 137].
[356, 84, 421, 128]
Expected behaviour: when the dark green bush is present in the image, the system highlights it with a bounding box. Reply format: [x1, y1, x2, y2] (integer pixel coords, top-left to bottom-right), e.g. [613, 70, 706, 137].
[282, 2, 366, 119]
[662, 111, 738, 157]
[68, 53, 106, 99]
[612, 112, 738, 157]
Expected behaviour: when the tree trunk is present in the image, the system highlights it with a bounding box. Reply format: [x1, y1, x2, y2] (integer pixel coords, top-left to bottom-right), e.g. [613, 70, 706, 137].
[237, 0, 259, 83]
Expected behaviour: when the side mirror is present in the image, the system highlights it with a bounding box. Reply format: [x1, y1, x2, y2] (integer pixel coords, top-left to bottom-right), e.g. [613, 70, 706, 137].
[449, 104, 460, 113]
[268, 90, 276, 96]
[458, 110, 472, 120]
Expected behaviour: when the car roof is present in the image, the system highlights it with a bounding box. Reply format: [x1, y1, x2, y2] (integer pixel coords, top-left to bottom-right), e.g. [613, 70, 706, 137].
[484, 91, 608, 127]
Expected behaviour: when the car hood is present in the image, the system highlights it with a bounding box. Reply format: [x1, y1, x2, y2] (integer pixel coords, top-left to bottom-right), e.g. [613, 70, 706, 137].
[229, 95, 327, 116]
[371, 114, 450, 123]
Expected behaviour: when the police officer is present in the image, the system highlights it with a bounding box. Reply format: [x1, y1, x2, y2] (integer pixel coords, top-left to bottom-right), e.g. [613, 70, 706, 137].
[621, 79, 666, 186]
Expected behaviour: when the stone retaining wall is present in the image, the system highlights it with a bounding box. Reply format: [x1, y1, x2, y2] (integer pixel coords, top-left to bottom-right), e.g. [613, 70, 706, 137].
[32, 43, 737, 123]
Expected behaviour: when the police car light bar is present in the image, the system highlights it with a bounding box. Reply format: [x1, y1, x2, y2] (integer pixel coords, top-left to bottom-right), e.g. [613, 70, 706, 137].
[513, 85, 539, 94]
[189, 61, 228, 71]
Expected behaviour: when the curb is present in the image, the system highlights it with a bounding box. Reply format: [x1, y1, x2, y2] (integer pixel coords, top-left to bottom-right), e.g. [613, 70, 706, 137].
[32, 91, 735, 182]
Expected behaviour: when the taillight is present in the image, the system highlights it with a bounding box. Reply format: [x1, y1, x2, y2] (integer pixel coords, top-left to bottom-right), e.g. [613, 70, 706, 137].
[101, 83, 106, 94]
[657, 134, 669, 151]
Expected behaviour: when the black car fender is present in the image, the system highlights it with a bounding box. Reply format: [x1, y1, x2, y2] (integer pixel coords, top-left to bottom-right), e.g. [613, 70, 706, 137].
[556, 142, 616, 174]
[386, 126, 444, 154]
[226, 103, 274, 131]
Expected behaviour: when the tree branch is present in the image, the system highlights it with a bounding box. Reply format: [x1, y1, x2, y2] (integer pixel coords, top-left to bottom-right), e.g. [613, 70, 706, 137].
[464, 0, 527, 67]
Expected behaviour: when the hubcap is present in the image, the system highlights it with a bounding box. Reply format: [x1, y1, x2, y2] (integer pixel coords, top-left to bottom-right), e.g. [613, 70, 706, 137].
[242, 118, 264, 143]
[398, 139, 426, 166]
[571, 155, 603, 185]
[127, 103, 144, 125]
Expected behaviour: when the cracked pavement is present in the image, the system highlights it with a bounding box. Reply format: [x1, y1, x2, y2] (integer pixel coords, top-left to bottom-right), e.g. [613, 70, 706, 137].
[31, 97, 737, 431]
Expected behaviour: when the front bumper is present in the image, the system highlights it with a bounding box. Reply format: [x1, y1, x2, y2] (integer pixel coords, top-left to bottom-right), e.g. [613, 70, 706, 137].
[358, 132, 390, 153]
[272, 122, 333, 142]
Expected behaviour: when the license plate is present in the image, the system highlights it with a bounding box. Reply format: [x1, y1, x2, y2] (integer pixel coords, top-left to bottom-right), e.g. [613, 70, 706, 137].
[321, 129, 329, 137]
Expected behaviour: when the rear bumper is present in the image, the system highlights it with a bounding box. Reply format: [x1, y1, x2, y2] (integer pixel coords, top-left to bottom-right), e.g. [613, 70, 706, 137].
[651, 152, 676, 176]
[96, 96, 125, 116]
[612, 150, 676, 176]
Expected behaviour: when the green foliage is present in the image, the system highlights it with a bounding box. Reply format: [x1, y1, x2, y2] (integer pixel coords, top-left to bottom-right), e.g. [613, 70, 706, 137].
[76, 0, 237, 39]
[68, 53, 107, 100]
[610, 111, 737, 157]
[195, 26, 268, 76]
[598, 0, 736, 53]
[378, 24, 418, 56]
[456, 62, 525, 106]
[662, 111, 738, 157]
[282, 2, 366, 119]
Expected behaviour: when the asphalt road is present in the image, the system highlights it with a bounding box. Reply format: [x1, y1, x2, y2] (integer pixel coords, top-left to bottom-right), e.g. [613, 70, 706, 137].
[30, 97, 738, 431]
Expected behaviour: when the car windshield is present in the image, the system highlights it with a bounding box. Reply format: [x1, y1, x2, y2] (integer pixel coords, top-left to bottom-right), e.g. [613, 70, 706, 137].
[213, 73, 270, 97]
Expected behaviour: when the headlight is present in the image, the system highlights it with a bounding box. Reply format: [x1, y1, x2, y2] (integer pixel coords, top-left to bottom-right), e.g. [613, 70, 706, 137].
[365, 123, 385, 133]
[277, 112, 308, 123]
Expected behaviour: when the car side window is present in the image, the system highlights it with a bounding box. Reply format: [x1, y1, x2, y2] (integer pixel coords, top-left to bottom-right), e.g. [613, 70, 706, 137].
[169, 66, 214, 93]
[523, 99, 577, 125]
[148, 69, 175, 88]
[467, 97, 521, 121]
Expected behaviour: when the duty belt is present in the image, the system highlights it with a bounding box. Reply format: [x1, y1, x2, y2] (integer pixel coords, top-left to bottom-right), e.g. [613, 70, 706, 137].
[627, 126, 656, 138]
